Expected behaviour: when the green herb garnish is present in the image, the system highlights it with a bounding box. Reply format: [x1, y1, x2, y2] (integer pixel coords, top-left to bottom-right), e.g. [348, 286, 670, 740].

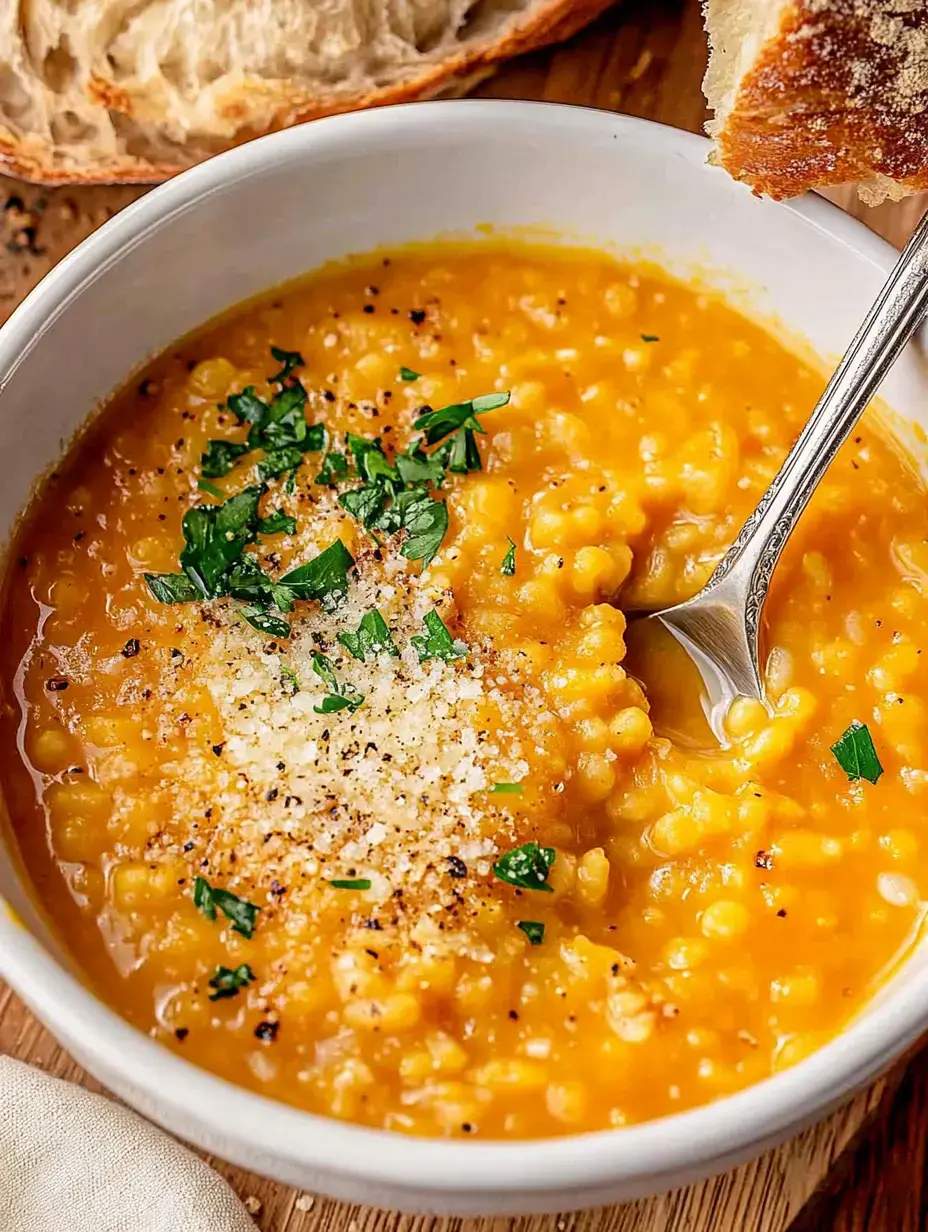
[193, 876, 260, 938]
[500, 537, 516, 576]
[242, 605, 291, 639]
[338, 609, 399, 661]
[315, 451, 350, 487]
[339, 484, 387, 530]
[411, 609, 467, 662]
[398, 493, 448, 566]
[255, 388, 320, 456]
[226, 388, 267, 423]
[208, 963, 256, 1001]
[278, 538, 355, 611]
[414, 392, 509, 445]
[399, 366, 420, 381]
[493, 842, 555, 892]
[281, 665, 300, 694]
[268, 345, 304, 384]
[257, 510, 297, 536]
[197, 478, 225, 498]
[345, 433, 394, 482]
[395, 449, 445, 487]
[313, 695, 354, 713]
[145, 484, 265, 606]
[225, 555, 295, 613]
[329, 878, 372, 890]
[258, 445, 304, 480]
[201, 440, 249, 479]
[491, 783, 523, 794]
[517, 921, 545, 946]
[333, 390, 509, 565]
[311, 651, 341, 694]
[179, 485, 264, 599]
[640, 334, 660, 343]
[831, 720, 883, 784]
[200, 349, 323, 485]
[144, 573, 200, 604]
[311, 651, 364, 714]
[414, 391, 510, 476]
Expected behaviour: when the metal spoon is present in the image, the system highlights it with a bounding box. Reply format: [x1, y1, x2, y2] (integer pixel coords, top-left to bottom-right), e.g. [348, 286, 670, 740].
[626, 208, 928, 746]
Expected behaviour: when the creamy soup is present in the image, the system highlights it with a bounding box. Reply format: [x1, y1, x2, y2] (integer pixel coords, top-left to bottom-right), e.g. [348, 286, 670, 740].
[3, 244, 926, 1138]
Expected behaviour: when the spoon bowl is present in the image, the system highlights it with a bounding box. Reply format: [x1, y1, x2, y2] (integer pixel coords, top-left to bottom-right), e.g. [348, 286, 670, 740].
[625, 207, 928, 748]
[622, 614, 722, 749]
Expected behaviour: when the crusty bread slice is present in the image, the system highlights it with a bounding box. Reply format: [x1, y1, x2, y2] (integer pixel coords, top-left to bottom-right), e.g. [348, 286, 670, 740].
[703, 0, 928, 204]
[0, 0, 613, 186]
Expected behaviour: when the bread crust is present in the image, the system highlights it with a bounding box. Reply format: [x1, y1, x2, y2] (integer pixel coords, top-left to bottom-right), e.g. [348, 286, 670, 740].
[0, 0, 613, 187]
[706, 0, 928, 202]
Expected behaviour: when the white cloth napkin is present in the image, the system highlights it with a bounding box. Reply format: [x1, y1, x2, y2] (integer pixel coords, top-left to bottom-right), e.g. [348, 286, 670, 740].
[0, 1056, 259, 1232]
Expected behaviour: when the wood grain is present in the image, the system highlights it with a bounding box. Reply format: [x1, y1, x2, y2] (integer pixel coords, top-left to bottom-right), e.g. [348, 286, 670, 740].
[1, 1, 926, 1228]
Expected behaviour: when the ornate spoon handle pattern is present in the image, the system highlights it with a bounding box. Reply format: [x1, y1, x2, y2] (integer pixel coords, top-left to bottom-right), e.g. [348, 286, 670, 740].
[652, 209, 928, 730]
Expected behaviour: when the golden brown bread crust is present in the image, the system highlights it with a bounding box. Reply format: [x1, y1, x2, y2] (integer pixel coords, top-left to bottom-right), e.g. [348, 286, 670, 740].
[0, 0, 614, 187]
[708, 0, 928, 202]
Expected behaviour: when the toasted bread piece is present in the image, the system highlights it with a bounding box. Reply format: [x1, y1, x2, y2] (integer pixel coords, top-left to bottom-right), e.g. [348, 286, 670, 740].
[704, 0, 928, 203]
[0, 0, 613, 186]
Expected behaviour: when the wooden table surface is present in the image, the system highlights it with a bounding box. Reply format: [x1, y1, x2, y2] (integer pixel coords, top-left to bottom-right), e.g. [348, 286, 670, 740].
[2, 1, 928, 1229]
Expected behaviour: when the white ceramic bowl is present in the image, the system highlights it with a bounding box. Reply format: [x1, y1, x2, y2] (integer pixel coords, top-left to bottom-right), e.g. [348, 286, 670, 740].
[1, 101, 927, 1215]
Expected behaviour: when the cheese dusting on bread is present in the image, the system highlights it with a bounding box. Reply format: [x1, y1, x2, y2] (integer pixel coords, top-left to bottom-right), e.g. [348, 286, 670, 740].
[704, 0, 928, 202]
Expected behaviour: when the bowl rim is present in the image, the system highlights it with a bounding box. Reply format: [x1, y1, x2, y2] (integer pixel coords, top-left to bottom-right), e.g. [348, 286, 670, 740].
[0, 98, 924, 1197]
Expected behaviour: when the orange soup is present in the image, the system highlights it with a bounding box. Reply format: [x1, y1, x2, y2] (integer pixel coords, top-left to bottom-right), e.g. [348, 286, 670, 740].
[3, 244, 926, 1138]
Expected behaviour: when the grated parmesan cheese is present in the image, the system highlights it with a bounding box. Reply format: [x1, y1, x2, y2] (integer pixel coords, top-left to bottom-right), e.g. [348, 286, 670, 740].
[150, 538, 555, 959]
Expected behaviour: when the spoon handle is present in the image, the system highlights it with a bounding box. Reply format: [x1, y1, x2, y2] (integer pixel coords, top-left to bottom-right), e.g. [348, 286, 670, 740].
[706, 208, 928, 639]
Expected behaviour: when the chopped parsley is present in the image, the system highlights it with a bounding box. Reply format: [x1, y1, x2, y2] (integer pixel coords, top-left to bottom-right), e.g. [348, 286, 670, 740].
[333, 390, 509, 565]
[640, 334, 660, 343]
[315, 450, 349, 487]
[268, 345, 304, 384]
[398, 492, 448, 565]
[201, 439, 249, 479]
[831, 720, 883, 784]
[208, 963, 255, 1001]
[411, 609, 467, 662]
[493, 842, 555, 892]
[339, 483, 387, 531]
[395, 450, 445, 487]
[347, 432, 398, 484]
[193, 876, 260, 938]
[311, 651, 341, 693]
[146, 491, 348, 636]
[242, 388, 323, 454]
[257, 509, 297, 536]
[144, 572, 200, 604]
[500, 537, 517, 576]
[491, 783, 523, 794]
[329, 878, 372, 890]
[399, 366, 420, 381]
[414, 391, 509, 476]
[179, 484, 265, 599]
[517, 920, 545, 946]
[280, 665, 300, 694]
[338, 609, 399, 660]
[278, 538, 355, 611]
[311, 651, 364, 714]
[415, 391, 509, 448]
[199, 348, 324, 484]
[241, 605, 291, 639]
[314, 695, 355, 714]
[258, 445, 305, 480]
[224, 555, 297, 613]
